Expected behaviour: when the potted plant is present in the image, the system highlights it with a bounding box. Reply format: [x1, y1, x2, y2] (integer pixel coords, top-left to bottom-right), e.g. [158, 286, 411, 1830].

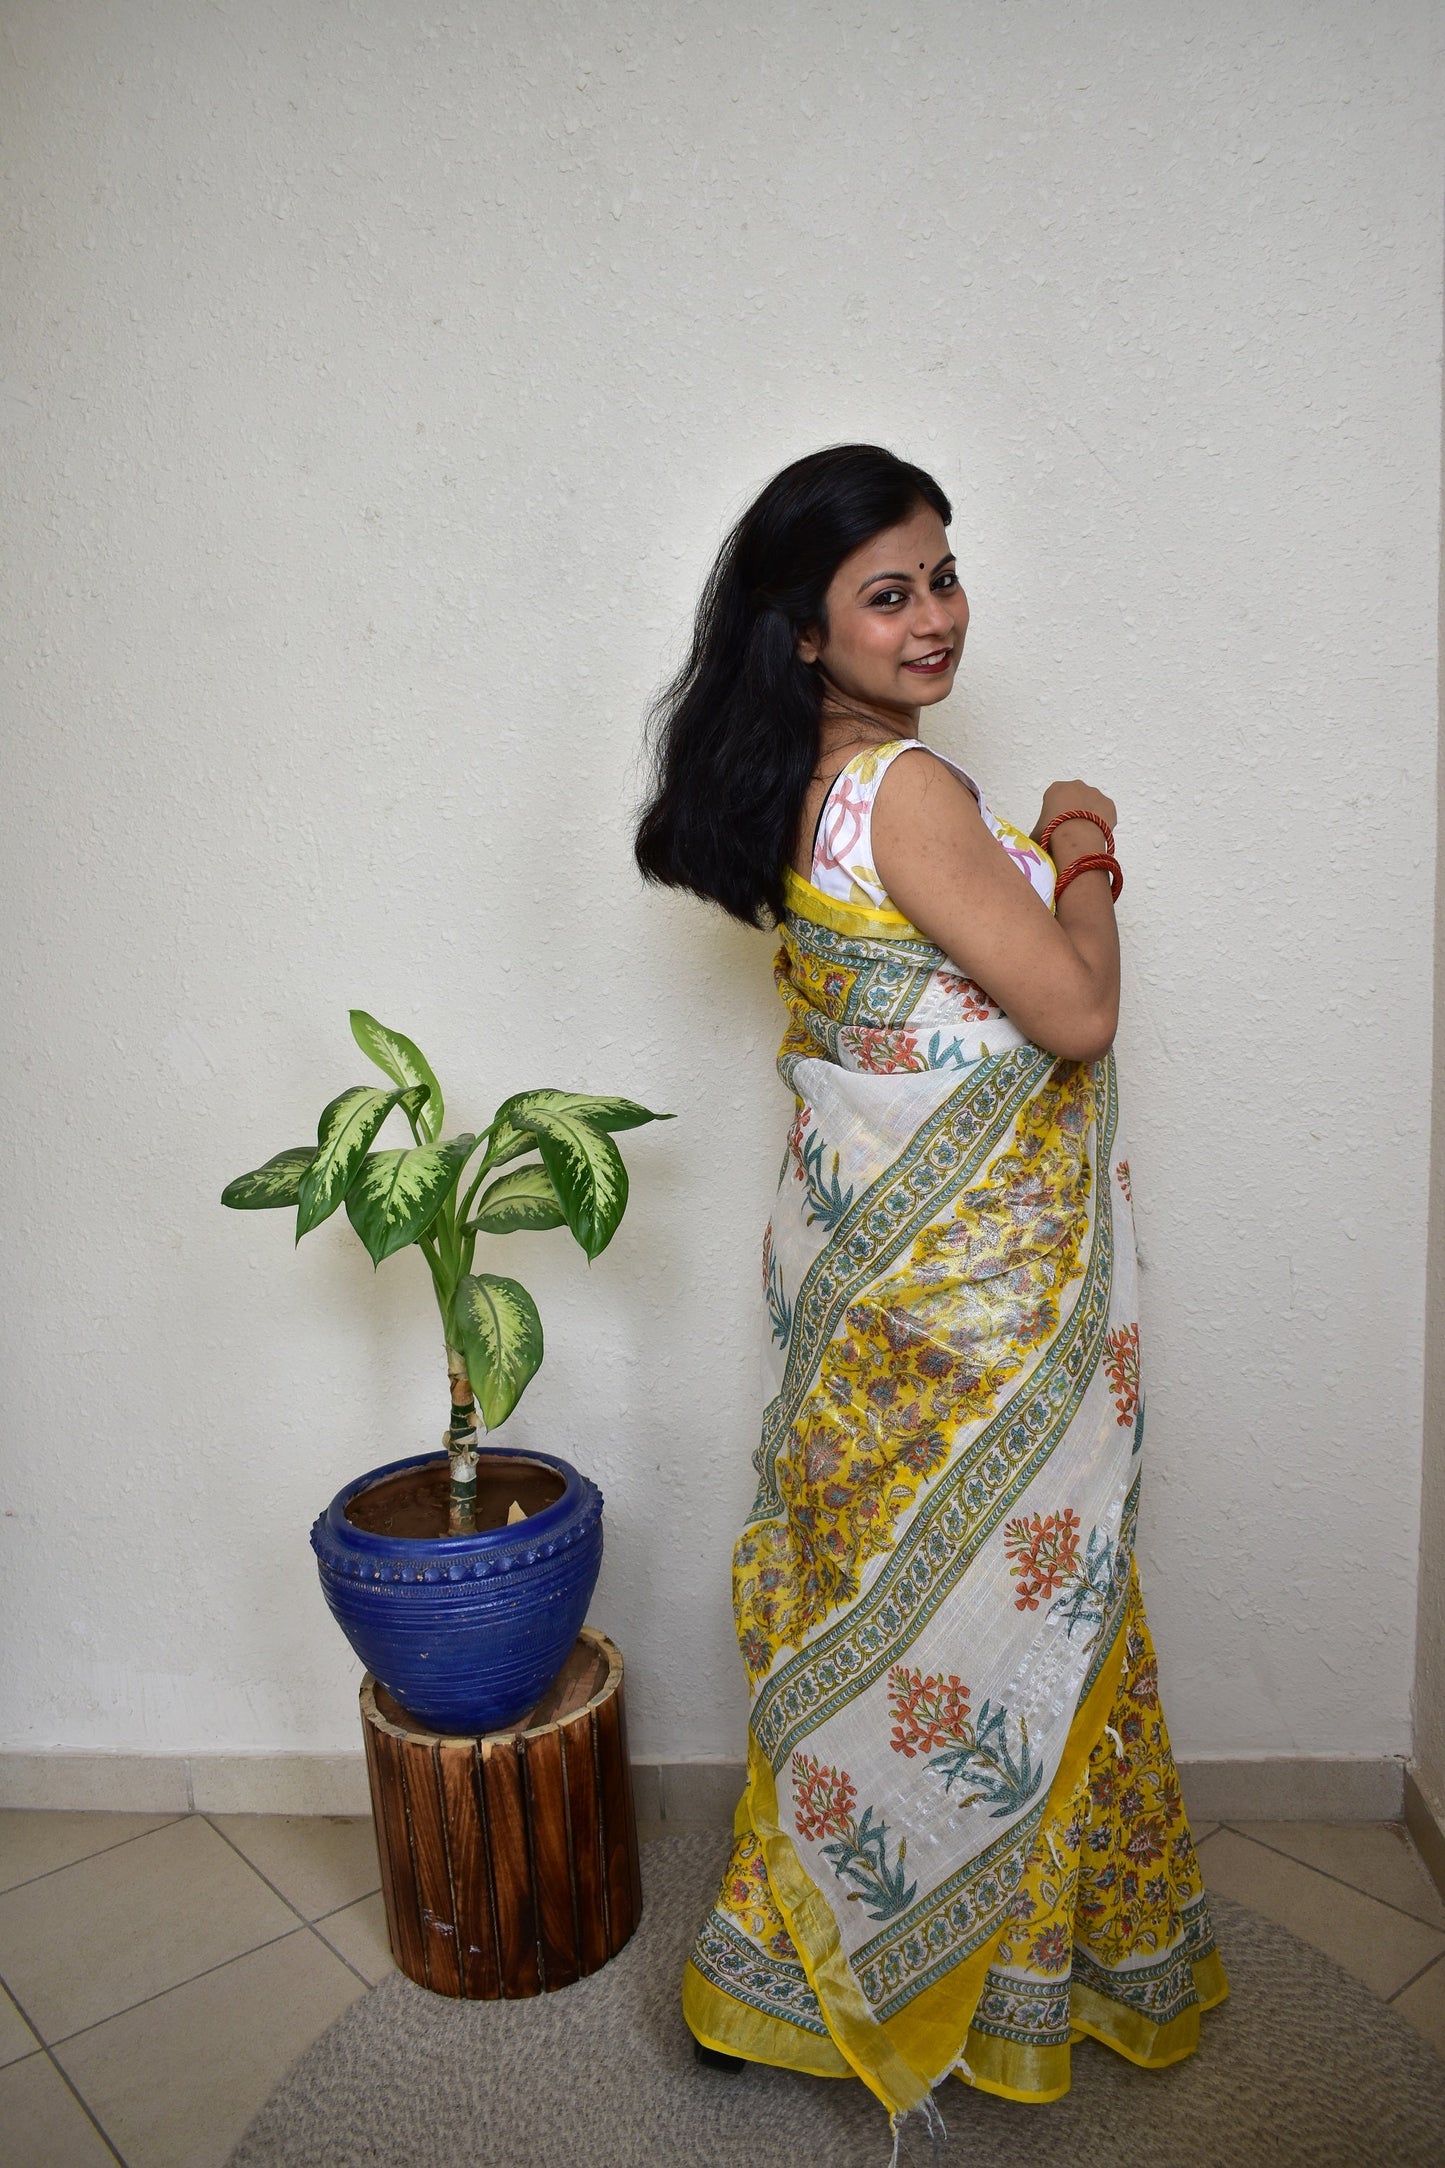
[222, 1009, 668, 1735]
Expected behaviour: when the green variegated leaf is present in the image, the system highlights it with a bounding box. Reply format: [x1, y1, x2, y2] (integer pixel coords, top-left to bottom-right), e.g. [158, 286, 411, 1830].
[464, 1163, 566, 1237]
[487, 1089, 672, 1168]
[452, 1273, 544, 1430]
[296, 1084, 430, 1241]
[349, 1011, 445, 1143]
[345, 1133, 478, 1266]
[524, 1108, 629, 1260]
[221, 1146, 316, 1211]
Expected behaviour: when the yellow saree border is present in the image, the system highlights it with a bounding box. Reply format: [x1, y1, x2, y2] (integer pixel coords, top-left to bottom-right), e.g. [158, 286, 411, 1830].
[959, 1950, 1230, 2104]
[715, 1607, 1130, 2119]
[780, 865, 929, 943]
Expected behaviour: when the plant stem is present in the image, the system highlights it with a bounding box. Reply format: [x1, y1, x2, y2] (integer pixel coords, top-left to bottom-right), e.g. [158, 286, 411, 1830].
[446, 1346, 478, 1534]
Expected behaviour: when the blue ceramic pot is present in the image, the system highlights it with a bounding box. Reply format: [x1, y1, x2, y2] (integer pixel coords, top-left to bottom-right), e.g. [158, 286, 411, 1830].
[310, 1448, 603, 1735]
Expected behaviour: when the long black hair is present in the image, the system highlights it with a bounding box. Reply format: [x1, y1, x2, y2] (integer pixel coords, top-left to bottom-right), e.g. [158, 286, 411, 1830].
[634, 444, 952, 928]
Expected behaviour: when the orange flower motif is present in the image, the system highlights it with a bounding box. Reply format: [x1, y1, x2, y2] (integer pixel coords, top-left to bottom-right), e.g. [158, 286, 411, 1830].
[886, 1665, 972, 1757]
[1003, 1508, 1083, 1609]
[785, 1102, 811, 1181]
[1116, 1159, 1133, 1204]
[936, 970, 995, 1020]
[790, 1751, 858, 1843]
[840, 1026, 928, 1075]
[1103, 1324, 1141, 1426]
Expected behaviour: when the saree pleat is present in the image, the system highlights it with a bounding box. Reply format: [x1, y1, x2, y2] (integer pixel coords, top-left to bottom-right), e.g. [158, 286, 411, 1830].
[686, 852, 1225, 2120]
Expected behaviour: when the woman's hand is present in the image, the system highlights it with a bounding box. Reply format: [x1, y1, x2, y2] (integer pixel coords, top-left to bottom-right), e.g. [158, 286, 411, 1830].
[1031, 781, 1117, 865]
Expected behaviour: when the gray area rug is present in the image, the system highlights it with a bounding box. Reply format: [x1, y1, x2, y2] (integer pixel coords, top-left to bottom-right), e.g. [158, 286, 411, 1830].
[230, 1833, 1445, 2168]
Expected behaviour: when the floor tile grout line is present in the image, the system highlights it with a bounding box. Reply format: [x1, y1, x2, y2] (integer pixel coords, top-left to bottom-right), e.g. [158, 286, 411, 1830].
[44, 1925, 307, 2051]
[48, 2044, 130, 2167]
[193, 1818, 377, 1993]
[0, 1815, 186, 1897]
[202, 1813, 320, 1933]
[46, 2047, 131, 2167]
[202, 1814, 383, 1977]
[1386, 1948, 1445, 2005]
[1213, 1823, 1445, 1932]
[0, 1975, 129, 2165]
[307, 1916, 376, 1991]
[312, 1887, 383, 1925]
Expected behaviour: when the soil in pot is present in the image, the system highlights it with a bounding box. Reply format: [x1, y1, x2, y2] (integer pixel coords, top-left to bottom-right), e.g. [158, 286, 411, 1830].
[345, 1457, 565, 1540]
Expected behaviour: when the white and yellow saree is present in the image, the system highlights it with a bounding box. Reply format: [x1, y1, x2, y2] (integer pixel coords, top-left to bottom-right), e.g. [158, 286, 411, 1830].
[684, 744, 1226, 2127]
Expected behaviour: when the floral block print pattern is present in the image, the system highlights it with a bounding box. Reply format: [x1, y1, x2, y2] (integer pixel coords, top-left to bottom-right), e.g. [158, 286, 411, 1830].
[1004, 1509, 1116, 1645]
[966, 1569, 1224, 2092]
[688, 748, 1223, 2114]
[733, 1059, 1097, 1680]
[792, 1753, 917, 1921]
[687, 1569, 1224, 2099]
[1103, 1322, 1141, 1427]
[887, 1666, 1042, 1819]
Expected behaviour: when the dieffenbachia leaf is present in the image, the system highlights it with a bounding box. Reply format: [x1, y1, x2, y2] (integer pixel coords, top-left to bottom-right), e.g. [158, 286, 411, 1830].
[487, 1089, 672, 1169]
[349, 1011, 445, 1144]
[523, 1108, 631, 1260]
[464, 1162, 567, 1238]
[452, 1272, 544, 1430]
[345, 1133, 478, 1266]
[222, 1146, 316, 1211]
[296, 1084, 430, 1241]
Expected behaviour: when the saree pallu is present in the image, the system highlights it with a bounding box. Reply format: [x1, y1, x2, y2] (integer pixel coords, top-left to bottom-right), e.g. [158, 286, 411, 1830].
[684, 869, 1226, 2125]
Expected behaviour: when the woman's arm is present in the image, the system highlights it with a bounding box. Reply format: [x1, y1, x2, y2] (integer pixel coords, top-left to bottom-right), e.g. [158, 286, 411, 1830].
[870, 758, 1120, 1062]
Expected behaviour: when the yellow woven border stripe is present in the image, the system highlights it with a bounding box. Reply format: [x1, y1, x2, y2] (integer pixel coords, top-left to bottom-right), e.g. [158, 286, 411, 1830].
[681, 1960, 851, 2078]
[747, 1737, 933, 2116]
[780, 867, 930, 943]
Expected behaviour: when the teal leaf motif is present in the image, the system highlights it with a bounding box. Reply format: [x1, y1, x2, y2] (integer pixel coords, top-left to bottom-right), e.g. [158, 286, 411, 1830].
[800, 1128, 854, 1233]
[1047, 1526, 1118, 1645]
[820, 1806, 917, 1922]
[765, 1241, 792, 1348]
[928, 1702, 1043, 1820]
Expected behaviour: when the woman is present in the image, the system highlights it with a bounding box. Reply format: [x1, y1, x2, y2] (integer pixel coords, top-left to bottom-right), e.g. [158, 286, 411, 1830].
[635, 445, 1225, 2144]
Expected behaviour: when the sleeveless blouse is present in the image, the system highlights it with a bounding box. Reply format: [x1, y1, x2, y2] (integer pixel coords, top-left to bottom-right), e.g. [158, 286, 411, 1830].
[782, 738, 1056, 1068]
[812, 737, 1055, 914]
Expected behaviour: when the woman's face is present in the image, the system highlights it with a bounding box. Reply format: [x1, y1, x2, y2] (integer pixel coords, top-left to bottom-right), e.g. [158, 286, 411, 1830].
[797, 502, 968, 720]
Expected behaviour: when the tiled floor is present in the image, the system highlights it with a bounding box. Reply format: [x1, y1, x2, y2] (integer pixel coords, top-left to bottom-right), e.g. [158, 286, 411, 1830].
[0, 1810, 1441, 2166]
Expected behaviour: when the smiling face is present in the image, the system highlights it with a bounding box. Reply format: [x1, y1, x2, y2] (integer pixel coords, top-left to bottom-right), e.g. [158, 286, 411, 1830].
[796, 502, 969, 725]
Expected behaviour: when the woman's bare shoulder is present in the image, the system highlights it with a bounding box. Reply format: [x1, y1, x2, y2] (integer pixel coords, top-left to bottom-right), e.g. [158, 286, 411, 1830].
[871, 742, 988, 848]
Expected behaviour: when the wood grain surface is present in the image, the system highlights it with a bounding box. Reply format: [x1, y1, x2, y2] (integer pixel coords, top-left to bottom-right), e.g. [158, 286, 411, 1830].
[361, 1628, 642, 1999]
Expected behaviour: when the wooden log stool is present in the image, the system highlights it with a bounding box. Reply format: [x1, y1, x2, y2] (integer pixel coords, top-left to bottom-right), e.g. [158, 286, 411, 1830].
[361, 1626, 643, 1998]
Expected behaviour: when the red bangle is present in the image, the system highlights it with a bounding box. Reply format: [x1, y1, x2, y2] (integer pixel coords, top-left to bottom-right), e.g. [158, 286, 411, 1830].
[1054, 851, 1123, 903]
[1038, 808, 1115, 857]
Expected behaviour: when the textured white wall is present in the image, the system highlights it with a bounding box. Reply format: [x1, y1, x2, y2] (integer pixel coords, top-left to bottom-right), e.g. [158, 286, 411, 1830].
[1419, 365, 1445, 1818]
[2, 1, 1442, 1766]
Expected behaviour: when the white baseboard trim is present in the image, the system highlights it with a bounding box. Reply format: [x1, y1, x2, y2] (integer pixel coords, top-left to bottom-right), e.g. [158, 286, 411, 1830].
[0, 1752, 372, 1816]
[1175, 1754, 1404, 1824]
[0, 1748, 1406, 1823]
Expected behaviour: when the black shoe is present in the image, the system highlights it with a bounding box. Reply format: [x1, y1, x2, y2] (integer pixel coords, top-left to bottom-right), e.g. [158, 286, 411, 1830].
[693, 2040, 745, 2074]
